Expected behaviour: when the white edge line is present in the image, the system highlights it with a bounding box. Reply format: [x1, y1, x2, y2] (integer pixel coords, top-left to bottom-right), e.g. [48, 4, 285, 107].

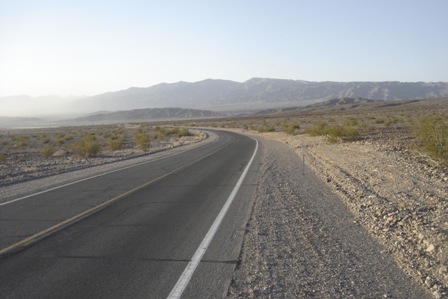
[0, 158, 159, 206]
[0, 131, 216, 207]
[167, 138, 258, 299]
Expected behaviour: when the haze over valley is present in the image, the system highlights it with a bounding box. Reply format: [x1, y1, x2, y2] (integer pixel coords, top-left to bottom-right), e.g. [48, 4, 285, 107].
[1, 78, 447, 127]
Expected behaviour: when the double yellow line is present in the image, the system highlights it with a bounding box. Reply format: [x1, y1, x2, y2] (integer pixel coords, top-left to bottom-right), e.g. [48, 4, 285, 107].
[0, 140, 233, 256]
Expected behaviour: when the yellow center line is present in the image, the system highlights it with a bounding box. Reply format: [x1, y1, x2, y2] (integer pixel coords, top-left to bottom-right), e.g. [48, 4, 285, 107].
[0, 140, 232, 256]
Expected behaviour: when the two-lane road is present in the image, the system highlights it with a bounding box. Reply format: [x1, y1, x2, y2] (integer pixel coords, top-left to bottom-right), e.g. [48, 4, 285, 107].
[0, 130, 260, 298]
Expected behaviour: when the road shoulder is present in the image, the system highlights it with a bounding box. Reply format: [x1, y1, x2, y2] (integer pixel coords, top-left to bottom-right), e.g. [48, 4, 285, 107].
[227, 135, 432, 298]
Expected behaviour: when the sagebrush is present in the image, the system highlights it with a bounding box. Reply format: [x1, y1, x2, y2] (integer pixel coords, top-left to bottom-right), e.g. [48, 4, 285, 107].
[73, 134, 101, 157]
[413, 115, 448, 164]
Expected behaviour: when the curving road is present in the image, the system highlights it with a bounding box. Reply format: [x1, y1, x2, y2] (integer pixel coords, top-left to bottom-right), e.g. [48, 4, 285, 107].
[0, 130, 260, 298]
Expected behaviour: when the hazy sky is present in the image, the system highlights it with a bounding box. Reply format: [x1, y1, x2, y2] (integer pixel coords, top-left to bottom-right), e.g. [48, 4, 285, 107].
[1, 0, 447, 97]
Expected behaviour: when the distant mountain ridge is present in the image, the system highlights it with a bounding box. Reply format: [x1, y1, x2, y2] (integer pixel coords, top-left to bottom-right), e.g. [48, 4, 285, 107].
[71, 107, 224, 123]
[76, 78, 448, 113]
[253, 97, 448, 115]
[311, 97, 379, 107]
[2, 78, 448, 116]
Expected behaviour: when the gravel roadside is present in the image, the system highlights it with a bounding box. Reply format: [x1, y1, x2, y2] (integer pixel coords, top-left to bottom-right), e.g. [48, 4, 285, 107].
[227, 136, 432, 298]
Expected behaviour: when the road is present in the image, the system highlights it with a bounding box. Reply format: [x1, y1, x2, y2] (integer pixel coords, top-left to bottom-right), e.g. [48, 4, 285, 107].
[0, 130, 260, 299]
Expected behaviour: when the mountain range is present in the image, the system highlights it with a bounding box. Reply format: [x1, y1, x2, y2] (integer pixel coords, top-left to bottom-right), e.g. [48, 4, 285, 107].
[71, 78, 448, 113]
[1, 78, 448, 117]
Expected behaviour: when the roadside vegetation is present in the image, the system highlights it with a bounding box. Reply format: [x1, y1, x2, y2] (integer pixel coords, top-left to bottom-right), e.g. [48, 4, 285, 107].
[108, 135, 125, 151]
[153, 126, 192, 139]
[132, 127, 150, 151]
[168, 98, 447, 170]
[40, 145, 55, 158]
[11, 135, 30, 148]
[282, 123, 300, 135]
[412, 115, 448, 164]
[256, 121, 275, 133]
[0, 98, 446, 170]
[304, 118, 362, 143]
[0, 125, 198, 163]
[73, 134, 101, 158]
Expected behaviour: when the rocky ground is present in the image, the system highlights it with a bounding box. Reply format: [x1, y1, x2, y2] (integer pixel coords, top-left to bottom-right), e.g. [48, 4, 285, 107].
[0, 126, 205, 188]
[228, 131, 447, 298]
[0, 130, 209, 203]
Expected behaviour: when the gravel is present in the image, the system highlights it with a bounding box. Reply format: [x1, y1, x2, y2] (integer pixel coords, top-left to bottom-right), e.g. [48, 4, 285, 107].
[227, 131, 447, 298]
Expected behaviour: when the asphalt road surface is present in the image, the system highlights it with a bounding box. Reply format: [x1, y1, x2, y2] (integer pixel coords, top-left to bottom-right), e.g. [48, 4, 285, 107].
[0, 130, 260, 299]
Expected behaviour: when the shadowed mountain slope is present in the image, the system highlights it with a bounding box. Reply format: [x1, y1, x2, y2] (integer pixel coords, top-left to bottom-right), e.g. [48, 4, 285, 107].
[71, 107, 224, 123]
[76, 78, 448, 113]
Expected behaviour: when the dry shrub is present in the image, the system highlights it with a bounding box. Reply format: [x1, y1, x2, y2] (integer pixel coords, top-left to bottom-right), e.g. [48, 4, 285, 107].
[413, 115, 448, 164]
[40, 145, 55, 157]
[109, 136, 125, 151]
[133, 128, 150, 151]
[73, 134, 101, 157]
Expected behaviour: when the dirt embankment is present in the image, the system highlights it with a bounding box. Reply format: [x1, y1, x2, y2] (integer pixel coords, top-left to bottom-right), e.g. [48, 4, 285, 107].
[255, 131, 447, 298]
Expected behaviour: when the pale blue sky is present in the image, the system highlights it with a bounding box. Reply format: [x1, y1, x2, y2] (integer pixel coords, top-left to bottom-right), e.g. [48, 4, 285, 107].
[1, 0, 447, 97]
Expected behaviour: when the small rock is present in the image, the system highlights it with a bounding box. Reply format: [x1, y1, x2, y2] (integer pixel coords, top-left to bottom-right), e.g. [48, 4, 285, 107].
[433, 290, 442, 299]
[52, 149, 66, 157]
[439, 265, 447, 275]
[426, 244, 435, 252]
[424, 276, 433, 288]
